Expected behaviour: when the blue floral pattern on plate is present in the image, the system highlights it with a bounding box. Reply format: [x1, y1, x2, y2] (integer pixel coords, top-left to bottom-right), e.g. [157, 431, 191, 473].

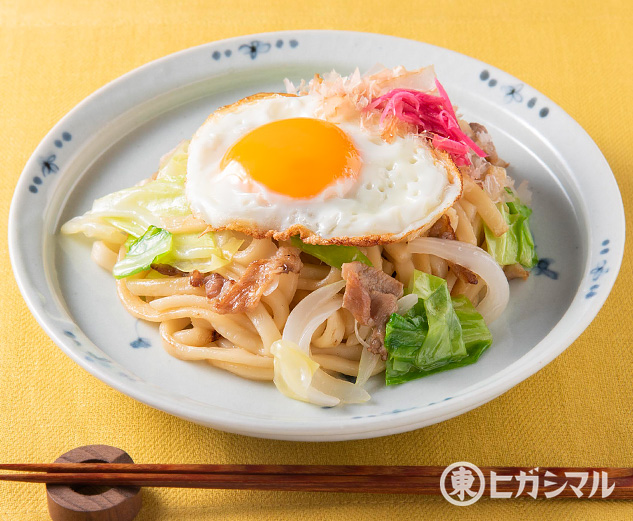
[480, 70, 549, 117]
[28, 38, 301, 195]
[534, 258, 559, 280]
[586, 240, 610, 298]
[63, 329, 81, 346]
[29, 132, 71, 194]
[130, 320, 151, 349]
[212, 38, 298, 61]
[351, 397, 453, 420]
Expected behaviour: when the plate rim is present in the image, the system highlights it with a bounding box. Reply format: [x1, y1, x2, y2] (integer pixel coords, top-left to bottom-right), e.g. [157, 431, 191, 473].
[9, 30, 626, 441]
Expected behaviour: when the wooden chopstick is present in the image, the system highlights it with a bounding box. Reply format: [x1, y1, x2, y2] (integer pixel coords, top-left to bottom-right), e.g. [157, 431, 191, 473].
[0, 463, 448, 476]
[0, 472, 446, 494]
[1, 465, 632, 498]
[2, 463, 631, 477]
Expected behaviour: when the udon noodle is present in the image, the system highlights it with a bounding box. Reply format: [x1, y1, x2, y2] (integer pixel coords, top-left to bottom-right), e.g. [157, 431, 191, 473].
[64, 63, 536, 406]
[89, 162, 515, 383]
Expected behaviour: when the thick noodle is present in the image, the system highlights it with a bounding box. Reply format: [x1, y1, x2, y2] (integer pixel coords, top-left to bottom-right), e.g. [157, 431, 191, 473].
[407, 237, 509, 322]
[102, 120, 523, 403]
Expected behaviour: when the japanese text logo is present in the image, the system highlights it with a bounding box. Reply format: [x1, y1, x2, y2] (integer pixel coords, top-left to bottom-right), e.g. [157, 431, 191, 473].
[440, 462, 615, 505]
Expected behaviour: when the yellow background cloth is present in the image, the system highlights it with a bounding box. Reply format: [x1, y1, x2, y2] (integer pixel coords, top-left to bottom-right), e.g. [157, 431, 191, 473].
[1, 0, 632, 519]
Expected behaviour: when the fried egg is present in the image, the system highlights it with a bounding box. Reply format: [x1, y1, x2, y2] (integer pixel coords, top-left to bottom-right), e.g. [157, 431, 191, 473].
[186, 92, 462, 245]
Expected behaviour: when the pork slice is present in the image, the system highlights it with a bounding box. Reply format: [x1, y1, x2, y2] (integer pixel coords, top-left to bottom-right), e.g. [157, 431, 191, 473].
[189, 269, 206, 287]
[341, 262, 404, 360]
[366, 292, 400, 359]
[340, 267, 372, 324]
[206, 273, 231, 299]
[190, 247, 302, 315]
[190, 270, 230, 299]
[504, 263, 530, 281]
[448, 262, 478, 285]
[151, 263, 187, 277]
[427, 215, 456, 241]
[470, 122, 509, 168]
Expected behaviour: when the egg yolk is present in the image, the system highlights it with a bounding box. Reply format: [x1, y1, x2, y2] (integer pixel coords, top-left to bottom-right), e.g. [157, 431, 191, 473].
[220, 118, 361, 199]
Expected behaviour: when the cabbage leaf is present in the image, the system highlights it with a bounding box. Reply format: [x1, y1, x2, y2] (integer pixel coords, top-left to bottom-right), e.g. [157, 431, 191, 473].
[484, 194, 538, 269]
[61, 141, 190, 241]
[112, 226, 243, 278]
[63, 141, 243, 277]
[290, 236, 372, 268]
[156, 232, 243, 274]
[113, 226, 172, 278]
[384, 271, 492, 385]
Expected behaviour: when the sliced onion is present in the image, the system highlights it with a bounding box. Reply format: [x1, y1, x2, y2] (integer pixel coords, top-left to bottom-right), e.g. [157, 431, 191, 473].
[312, 369, 370, 404]
[354, 320, 370, 349]
[282, 280, 346, 351]
[297, 297, 343, 352]
[273, 278, 375, 406]
[262, 276, 279, 296]
[407, 237, 509, 323]
[355, 348, 380, 387]
[271, 338, 370, 406]
[270, 340, 339, 407]
[397, 294, 419, 315]
[305, 386, 341, 407]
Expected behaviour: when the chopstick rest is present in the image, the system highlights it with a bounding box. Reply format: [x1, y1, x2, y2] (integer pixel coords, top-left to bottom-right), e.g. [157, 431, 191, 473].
[46, 444, 142, 521]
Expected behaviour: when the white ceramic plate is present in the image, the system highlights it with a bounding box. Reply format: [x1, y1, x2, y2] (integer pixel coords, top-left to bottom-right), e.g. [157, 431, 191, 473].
[9, 31, 624, 441]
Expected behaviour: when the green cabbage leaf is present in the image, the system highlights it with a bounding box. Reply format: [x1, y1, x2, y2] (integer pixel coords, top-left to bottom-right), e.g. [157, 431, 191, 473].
[484, 192, 538, 268]
[290, 236, 372, 269]
[384, 271, 492, 385]
[61, 141, 191, 242]
[62, 141, 243, 277]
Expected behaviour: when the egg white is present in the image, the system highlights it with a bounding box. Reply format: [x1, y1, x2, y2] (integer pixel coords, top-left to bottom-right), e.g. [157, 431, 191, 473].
[186, 93, 462, 245]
